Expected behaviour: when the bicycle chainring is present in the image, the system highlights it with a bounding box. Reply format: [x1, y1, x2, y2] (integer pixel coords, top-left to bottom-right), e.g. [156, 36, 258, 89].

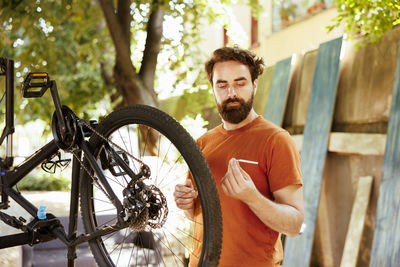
[52, 106, 78, 151]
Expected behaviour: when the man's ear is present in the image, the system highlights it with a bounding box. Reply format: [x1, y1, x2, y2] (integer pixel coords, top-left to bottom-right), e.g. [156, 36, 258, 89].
[253, 79, 258, 94]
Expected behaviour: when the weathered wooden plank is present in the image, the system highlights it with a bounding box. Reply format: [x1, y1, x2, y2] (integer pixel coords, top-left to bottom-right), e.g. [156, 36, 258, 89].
[264, 56, 293, 125]
[283, 37, 342, 267]
[340, 176, 373, 267]
[291, 133, 386, 156]
[370, 41, 400, 267]
[328, 133, 386, 156]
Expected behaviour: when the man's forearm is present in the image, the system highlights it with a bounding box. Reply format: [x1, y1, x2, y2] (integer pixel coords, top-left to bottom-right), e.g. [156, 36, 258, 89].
[245, 191, 303, 237]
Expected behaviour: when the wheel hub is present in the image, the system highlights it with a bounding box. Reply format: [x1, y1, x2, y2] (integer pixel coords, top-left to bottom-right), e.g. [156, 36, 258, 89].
[122, 182, 168, 231]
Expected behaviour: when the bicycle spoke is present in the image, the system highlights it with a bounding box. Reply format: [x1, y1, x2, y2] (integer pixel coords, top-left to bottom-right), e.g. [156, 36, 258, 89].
[167, 209, 202, 226]
[160, 229, 184, 266]
[156, 168, 188, 191]
[113, 228, 129, 265]
[156, 154, 184, 189]
[136, 232, 150, 265]
[155, 132, 162, 186]
[128, 239, 135, 267]
[152, 233, 167, 267]
[91, 207, 116, 214]
[155, 141, 173, 183]
[142, 126, 151, 159]
[104, 173, 125, 188]
[97, 216, 117, 228]
[101, 230, 120, 243]
[91, 197, 112, 204]
[163, 225, 195, 254]
[174, 225, 202, 244]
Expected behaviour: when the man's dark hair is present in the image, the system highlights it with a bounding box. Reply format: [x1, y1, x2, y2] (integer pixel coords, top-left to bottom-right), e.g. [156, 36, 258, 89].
[205, 46, 265, 84]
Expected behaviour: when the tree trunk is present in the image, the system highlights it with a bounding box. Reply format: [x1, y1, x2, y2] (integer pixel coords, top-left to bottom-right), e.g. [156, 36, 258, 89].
[98, 0, 164, 155]
[98, 0, 163, 108]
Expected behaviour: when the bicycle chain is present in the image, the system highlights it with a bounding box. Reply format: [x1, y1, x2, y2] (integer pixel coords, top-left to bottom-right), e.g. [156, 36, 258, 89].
[78, 119, 152, 187]
[68, 119, 143, 201]
[69, 118, 148, 203]
[79, 119, 145, 166]
[71, 150, 112, 203]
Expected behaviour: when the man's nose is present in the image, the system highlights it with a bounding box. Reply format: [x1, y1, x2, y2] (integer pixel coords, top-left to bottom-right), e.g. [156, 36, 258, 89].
[227, 86, 237, 97]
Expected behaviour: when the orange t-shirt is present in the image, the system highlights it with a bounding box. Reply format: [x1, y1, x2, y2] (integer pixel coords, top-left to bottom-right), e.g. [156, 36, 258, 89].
[189, 116, 302, 267]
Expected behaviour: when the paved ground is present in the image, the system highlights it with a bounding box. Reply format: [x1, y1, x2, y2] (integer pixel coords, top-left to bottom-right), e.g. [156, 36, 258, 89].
[0, 191, 70, 267]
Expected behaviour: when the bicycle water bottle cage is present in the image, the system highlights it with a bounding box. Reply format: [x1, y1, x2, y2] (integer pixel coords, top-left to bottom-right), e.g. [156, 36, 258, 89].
[22, 72, 50, 98]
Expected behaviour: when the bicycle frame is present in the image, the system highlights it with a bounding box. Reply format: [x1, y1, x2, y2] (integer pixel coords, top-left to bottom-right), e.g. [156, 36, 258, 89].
[0, 58, 130, 266]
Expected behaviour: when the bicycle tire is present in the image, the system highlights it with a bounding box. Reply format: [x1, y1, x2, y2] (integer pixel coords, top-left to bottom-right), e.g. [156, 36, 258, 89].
[80, 105, 222, 267]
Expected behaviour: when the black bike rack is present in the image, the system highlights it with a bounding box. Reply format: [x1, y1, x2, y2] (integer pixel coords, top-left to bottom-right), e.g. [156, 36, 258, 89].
[0, 58, 14, 209]
[0, 58, 15, 169]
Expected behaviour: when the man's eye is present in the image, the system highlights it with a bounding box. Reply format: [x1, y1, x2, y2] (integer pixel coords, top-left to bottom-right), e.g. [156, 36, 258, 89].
[237, 82, 245, 87]
[218, 84, 227, 89]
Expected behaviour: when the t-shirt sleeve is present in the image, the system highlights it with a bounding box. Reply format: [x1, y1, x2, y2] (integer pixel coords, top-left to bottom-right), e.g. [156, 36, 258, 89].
[265, 131, 302, 192]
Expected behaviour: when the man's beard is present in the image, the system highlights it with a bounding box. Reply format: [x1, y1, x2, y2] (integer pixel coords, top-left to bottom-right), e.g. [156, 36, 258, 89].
[217, 93, 254, 124]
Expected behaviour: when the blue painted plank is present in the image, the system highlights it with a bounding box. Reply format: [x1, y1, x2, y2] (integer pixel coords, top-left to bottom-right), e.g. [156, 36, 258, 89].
[283, 37, 343, 267]
[370, 42, 400, 267]
[264, 57, 292, 125]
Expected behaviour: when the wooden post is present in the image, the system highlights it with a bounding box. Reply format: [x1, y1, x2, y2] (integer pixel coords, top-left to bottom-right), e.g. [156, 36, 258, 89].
[283, 37, 343, 267]
[340, 176, 373, 267]
[370, 40, 400, 267]
[264, 56, 293, 125]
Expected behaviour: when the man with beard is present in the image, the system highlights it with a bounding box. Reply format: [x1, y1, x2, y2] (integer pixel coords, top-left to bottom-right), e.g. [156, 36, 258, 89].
[174, 46, 304, 267]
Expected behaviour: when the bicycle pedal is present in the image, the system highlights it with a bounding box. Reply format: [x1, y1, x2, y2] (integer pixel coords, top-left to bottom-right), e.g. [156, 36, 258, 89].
[22, 72, 50, 98]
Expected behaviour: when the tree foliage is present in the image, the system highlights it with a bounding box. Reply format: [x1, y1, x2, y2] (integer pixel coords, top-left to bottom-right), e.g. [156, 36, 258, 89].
[328, 0, 400, 44]
[0, 1, 207, 123]
[0, 1, 110, 123]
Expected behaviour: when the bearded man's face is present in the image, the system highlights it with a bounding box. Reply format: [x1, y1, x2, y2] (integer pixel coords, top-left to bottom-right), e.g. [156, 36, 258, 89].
[216, 94, 254, 124]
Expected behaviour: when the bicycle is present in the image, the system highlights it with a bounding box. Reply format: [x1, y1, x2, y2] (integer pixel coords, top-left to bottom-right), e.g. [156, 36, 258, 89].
[0, 58, 222, 267]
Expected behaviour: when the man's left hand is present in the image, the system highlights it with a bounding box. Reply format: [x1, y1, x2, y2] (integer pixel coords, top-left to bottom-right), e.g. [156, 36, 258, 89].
[220, 158, 257, 203]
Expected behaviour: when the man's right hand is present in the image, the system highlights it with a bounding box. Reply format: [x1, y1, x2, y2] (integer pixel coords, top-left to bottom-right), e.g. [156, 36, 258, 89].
[174, 179, 198, 212]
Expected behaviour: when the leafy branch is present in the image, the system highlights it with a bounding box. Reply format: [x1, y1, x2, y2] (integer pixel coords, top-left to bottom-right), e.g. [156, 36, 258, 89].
[327, 0, 400, 45]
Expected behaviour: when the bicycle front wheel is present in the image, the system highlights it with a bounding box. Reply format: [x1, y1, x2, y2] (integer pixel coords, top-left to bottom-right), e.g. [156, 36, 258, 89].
[80, 105, 222, 267]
